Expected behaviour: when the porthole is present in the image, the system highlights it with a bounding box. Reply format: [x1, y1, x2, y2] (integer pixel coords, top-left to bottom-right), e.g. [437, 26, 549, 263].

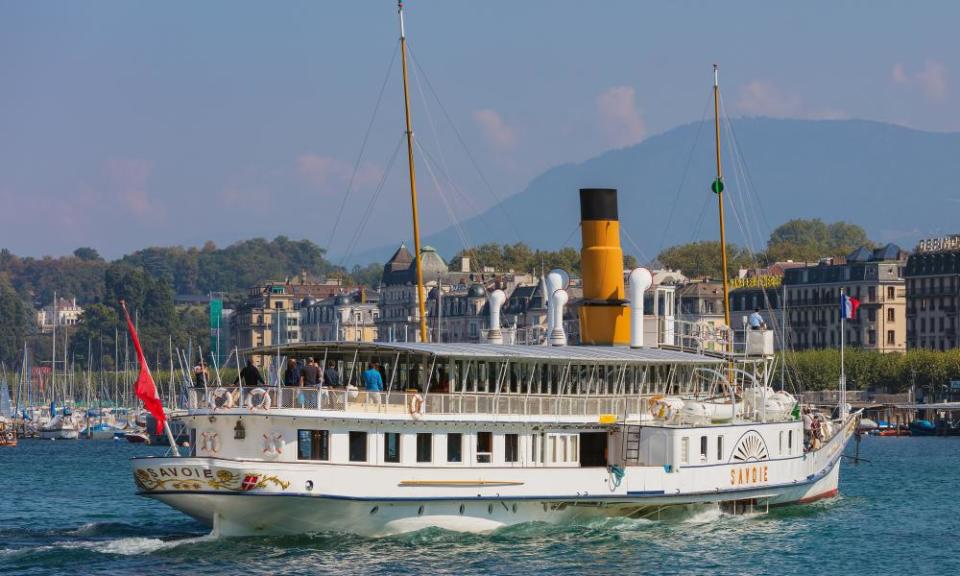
[459, 504, 465, 515]
[512, 503, 517, 514]
[370, 506, 379, 515]
[305, 480, 314, 492]
[418, 505, 424, 516]
[488, 504, 494, 515]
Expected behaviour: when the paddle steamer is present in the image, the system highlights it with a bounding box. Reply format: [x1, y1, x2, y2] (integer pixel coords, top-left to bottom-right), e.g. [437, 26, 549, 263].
[131, 4, 859, 536]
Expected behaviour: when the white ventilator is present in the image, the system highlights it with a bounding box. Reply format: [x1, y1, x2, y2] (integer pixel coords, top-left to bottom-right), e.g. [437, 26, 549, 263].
[549, 288, 569, 346]
[628, 267, 653, 348]
[545, 269, 570, 336]
[486, 289, 506, 344]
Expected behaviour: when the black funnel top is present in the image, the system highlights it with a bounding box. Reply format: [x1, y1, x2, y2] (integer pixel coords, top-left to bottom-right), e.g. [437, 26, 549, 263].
[579, 188, 618, 221]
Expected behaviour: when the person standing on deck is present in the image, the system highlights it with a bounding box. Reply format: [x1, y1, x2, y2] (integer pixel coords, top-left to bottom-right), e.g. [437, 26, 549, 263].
[362, 362, 384, 405]
[193, 360, 209, 388]
[748, 309, 766, 330]
[284, 358, 302, 387]
[324, 361, 340, 388]
[233, 359, 265, 387]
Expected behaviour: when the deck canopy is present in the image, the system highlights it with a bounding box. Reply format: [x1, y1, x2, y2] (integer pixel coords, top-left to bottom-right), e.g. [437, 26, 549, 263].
[247, 341, 722, 367]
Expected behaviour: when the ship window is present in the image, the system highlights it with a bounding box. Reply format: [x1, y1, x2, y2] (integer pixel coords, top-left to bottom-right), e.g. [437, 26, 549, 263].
[384, 432, 400, 463]
[447, 433, 463, 463]
[779, 431, 784, 455]
[297, 429, 329, 461]
[349, 431, 368, 462]
[716, 436, 724, 461]
[505, 434, 519, 463]
[531, 434, 540, 463]
[681, 437, 689, 465]
[700, 436, 708, 461]
[477, 432, 493, 463]
[788, 430, 793, 453]
[416, 433, 432, 463]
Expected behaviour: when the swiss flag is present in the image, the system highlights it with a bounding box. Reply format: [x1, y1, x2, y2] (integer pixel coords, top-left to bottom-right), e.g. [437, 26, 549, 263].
[120, 301, 166, 435]
[241, 474, 260, 491]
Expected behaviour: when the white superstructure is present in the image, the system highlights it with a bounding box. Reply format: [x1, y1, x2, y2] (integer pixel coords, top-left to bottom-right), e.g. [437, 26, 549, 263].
[132, 341, 857, 536]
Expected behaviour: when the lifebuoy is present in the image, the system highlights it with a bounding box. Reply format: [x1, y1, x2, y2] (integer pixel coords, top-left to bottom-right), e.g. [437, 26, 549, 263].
[647, 395, 664, 417]
[208, 387, 235, 409]
[199, 430, 221, 455]
[3, 431, 14, 442]
[407, 393, 425, 419]
[245, 388, 272, 411]
[262, 431, 284, 458]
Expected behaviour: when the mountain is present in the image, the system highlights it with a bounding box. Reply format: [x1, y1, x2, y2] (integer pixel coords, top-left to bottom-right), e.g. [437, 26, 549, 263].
[351, 118, 960, 265]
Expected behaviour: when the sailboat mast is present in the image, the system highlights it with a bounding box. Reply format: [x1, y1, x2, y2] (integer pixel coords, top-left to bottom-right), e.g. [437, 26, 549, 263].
[398, 0, 429, 343]
[712, 65, 732, 337]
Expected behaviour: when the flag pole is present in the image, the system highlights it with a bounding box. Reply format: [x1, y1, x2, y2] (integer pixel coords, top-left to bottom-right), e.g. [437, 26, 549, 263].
[839, 288, 846, 422]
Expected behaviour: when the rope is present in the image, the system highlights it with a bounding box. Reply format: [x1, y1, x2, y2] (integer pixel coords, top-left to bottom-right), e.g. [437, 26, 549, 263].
[408, 46, 523, 243]
[337, 134, 406, 268]
[325, 42, 400, 257]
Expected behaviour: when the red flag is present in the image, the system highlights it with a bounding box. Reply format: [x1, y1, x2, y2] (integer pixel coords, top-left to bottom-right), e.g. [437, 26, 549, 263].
[120, 301, 166, 435]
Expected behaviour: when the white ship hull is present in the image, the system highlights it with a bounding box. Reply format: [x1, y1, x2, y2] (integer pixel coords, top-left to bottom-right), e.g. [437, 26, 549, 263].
[39, 427, 80, 440]
[133, 415, 856, 537]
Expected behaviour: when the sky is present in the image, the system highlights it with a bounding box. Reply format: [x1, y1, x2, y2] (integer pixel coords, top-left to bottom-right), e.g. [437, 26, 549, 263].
[1, 0, 958, 263]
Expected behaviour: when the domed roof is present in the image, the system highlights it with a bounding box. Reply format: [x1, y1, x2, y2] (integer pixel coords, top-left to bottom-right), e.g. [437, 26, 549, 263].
[334, 294, 352, 306]
[300, 297, 317, 308]
[468, 283, 486, 298]
[420, 246, 449, 282]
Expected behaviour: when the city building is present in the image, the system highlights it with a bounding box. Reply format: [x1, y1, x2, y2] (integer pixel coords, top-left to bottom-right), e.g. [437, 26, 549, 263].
[230, 273, 342, 364]
[905, 235, 960, 350]
[784, 244, 907, 353]
[36, 297, 83, 333]
[300, 289, 380, 343]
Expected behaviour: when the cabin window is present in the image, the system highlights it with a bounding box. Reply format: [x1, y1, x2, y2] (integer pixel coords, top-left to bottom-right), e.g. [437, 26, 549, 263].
[297, 429, 329, 461]
[700, 436, 708, 461]
[477, 432, 493, 463]
[788, 430, 793, 453]
[505, 434, 519, 463]
[549, 436, 557, 463]
[716, 436, 724, 461]
[384, 432, 400, 463]
[681, 437, 689, 465]
[349, 431, 368, 462]
[779, 431, 784, 455]
[416, 433, 432, 463]
[530, 434, 540, 463]
[447, 433, 463, 463]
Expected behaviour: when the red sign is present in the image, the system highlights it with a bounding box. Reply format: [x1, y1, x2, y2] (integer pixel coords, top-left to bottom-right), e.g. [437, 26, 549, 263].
[241, 474, 260, 491]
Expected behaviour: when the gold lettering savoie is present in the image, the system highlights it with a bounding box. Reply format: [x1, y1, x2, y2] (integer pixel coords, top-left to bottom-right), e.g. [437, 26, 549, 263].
[729, 465, 769, 486]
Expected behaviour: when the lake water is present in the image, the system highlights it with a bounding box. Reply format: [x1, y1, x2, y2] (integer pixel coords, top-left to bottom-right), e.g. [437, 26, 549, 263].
[1, 436, 959, 575]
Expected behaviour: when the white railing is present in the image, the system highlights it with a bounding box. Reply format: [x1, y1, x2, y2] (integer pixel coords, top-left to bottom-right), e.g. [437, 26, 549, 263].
[188, 387, 651, 419]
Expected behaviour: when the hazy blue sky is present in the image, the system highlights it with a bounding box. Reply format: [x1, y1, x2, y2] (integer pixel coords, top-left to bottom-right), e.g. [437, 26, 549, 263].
[1, 1, 957, 262]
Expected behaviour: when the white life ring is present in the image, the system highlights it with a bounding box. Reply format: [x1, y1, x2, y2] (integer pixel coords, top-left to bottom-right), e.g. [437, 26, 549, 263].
[262, 431, 284, 459]
[208, 387, 235, 409]
[245, 388, 272, 411]
[346, 384, 360, 400]
[407, 393, 425, 420]
[199, 430, 221, 455]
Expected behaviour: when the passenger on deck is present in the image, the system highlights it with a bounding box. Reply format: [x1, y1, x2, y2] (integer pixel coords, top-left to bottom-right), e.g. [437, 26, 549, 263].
[802, 408, 813, 450]
[363, 362, 384, 405]
[748, 309, 766, 330]
[193, 360, 209, 388]
[284, 358, 302, 387]
[234, 359, 265, 387]
[302, 357, 321, 388]
[324, 361, 340, 387]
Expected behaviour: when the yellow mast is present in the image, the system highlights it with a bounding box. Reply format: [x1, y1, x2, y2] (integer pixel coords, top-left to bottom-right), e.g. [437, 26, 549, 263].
[398, 1, 429, 343]
[712, 65, 732, 339]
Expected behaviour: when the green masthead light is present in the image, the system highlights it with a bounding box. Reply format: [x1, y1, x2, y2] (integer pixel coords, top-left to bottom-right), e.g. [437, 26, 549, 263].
[711, 178, 724, 194]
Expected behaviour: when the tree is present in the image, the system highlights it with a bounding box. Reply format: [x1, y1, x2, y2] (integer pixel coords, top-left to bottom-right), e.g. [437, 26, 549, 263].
[656, 241, 753, 280]
[73, 247, 103, 262]
[0, 274, 29, 366]
[766, 218, 872, 263]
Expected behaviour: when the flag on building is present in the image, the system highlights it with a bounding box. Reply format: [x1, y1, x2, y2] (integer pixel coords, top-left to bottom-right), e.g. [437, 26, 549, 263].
[840, 293, 860, 320]
[120, 300, 167, 434]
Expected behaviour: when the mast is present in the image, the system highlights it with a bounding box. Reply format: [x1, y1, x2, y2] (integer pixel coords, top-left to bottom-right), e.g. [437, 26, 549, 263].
[712, 65, 732, 344]
[398, 0, 429, 343]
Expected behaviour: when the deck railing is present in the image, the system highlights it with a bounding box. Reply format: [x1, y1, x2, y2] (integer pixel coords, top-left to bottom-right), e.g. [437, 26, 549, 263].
[187, 386, 649, 419]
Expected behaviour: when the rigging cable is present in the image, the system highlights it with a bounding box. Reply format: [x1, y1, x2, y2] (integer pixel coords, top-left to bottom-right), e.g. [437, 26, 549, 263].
[324, 42, 400, 257]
